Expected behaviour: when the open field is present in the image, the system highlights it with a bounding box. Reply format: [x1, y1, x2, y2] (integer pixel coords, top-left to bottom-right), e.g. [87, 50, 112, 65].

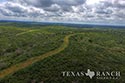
[0, 23, 125, 83]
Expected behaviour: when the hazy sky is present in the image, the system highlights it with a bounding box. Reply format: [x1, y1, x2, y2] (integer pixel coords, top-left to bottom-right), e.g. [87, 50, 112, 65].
[0, 0, 125, 24]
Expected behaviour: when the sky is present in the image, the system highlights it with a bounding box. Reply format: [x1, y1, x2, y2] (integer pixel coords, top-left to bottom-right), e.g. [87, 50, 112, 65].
[0, 0, 125, 24]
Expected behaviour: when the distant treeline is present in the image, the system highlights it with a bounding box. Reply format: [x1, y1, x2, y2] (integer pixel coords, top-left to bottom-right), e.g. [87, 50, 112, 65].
[0, 20, 125, 28]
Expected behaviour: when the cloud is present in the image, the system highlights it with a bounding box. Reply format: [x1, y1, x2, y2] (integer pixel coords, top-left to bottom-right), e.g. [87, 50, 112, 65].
[25, 0, 53, 7]
[0, 0, 125, 24]
[53, 0, 85, 6]
[0, 2, 46, 18]
[44, 4, 61, 12]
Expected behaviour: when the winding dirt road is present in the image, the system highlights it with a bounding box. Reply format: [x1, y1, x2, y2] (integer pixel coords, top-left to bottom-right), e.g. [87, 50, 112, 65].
[0, 33, 83, 79]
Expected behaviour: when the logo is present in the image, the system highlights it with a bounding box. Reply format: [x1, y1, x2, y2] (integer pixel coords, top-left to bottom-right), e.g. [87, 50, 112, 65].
[85, 69, 95, 79]
[62, 69, 121, 80]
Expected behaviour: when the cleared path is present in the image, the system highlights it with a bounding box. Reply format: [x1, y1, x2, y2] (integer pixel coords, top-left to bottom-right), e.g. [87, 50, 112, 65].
[0, 33, 84, 79]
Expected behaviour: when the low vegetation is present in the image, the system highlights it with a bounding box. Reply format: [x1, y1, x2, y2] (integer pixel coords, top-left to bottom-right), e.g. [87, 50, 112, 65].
[0, 23, 125, 83]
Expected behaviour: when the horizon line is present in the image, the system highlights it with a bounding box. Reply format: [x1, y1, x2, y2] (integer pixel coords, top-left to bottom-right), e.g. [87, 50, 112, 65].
[0, 19, 125, 27]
